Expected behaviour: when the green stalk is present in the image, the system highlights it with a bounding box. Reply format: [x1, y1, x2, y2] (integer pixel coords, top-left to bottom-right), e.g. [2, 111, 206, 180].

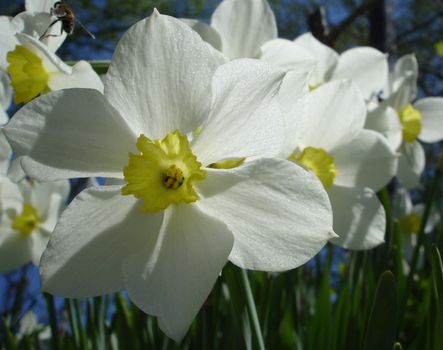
[240, 269, 266, 350]
[65, 60, 111, 75]
[66, 299, 80, 349]
[43, 293, 59, 350]
[74, 300, 89, 350]
[378, 187, 393, 254]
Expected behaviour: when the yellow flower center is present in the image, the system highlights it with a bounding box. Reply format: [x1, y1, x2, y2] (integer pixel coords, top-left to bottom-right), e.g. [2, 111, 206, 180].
[399, 104, 422, 143]
[308, 82, 322, 91]
[7, 45, 49, 104]
[193, 126, 203, 138]
[122, 130, 206, 212]
[209, 158, 245, 169]
[399, 212, 421, 234]
[289, 147, 337, 188]
[11, 203, 40, 236]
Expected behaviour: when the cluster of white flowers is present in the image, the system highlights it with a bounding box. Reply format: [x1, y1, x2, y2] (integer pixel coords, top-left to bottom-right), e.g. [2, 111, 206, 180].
[0, 0, 442, 342]
[0, 1, 72, 272]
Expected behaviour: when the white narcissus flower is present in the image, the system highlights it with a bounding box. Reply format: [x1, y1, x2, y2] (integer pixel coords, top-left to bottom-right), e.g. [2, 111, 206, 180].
[183, 0, 386, 99]
[0, 7, 66, 69]
[263, 32, 388, 101]
[206, 0, 277, 59]
[366, 54, 443, 189]
[0, 69, 12, 124]
[182, 0, 316, 71]
[392, 187, 440, 269]
[25, 0, 57, 13]
[279, 79, 398, 250]
[0, 177, 70, 273]
[19, 310, 51, 340]
[6, 33, 103, 104]
[4, 11, 334, 341]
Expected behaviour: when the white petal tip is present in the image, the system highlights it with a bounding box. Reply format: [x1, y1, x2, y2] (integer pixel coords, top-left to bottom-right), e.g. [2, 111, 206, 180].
[329, 230, 339, 239]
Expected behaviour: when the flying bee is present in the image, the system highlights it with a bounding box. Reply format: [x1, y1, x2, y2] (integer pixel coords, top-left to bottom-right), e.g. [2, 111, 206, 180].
[40, 1, 95, 40]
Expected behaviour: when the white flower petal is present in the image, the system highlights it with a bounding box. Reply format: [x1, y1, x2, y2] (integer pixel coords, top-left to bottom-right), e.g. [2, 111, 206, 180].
[365, 104, 402, 151]
[0, 110, 7, 126]
[179, 19, 228, 65]
[397, 141, 425, 189]
[123, 204, 233, 342]
[299, 80, 366, 151]
[191, 59, 285, 165]
[105, 11, 219, 139]
[293, 32, 338, 85]
[16, 33, 71, 75]
[332, 47, 388, 100]
[385, 71, 415, 112]
[0, 16, 16, 70]
[17, 32, 96, 91]
[0, 69, 12, 114]
[392, 187, 413, 218]
[41, 185, 163, 297]
[11, 12, 66, 53]
[32, 180, 69, 228]
[417, 204, 441, 234]
[0, 131, 12, 174]
[0, 176, 23, 212]
[328, 186, 386, 250]
[180, 18, 223, 52]
[48, 60, 104, 92]
[4, 89, 136, 181]
[0, 232, 32, 273]
[415, 97, 443, 143]
[211, 0, 277, 59]
[30, 229, 50, 266]
[25, 0, 56, 13]
[259, 39, 317, 72]
[278, 70, 308, 110]
[7, 157, 26, 183]
[17, 32, 97, 89]
[391, 54, 418, 97]
[197, 158, 333, 271]
[277, 71, 309, 156]
[332, 129, 397, 191]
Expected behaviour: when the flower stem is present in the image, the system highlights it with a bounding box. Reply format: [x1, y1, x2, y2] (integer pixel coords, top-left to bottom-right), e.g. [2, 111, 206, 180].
[44, 293, 59, 350]
[65, 60, 110, 75]
[240, 269, 266, 350]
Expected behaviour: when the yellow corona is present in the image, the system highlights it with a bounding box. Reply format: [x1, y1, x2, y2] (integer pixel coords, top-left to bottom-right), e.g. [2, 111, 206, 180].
[12, 203, 40, 236]
[399, 212, 421, 234]
[399, 104, 422, 143]
[289, 147, 337, 188]
[122, 131, 206, 212]
[7, 46, 49, 104]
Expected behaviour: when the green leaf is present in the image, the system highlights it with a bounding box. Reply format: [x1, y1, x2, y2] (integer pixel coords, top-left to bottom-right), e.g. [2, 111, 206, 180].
[1, 317, 18, 350]
[431, 245, 443, 329]
[392, 222, 405, 291]
[362, 271, 397, 350]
